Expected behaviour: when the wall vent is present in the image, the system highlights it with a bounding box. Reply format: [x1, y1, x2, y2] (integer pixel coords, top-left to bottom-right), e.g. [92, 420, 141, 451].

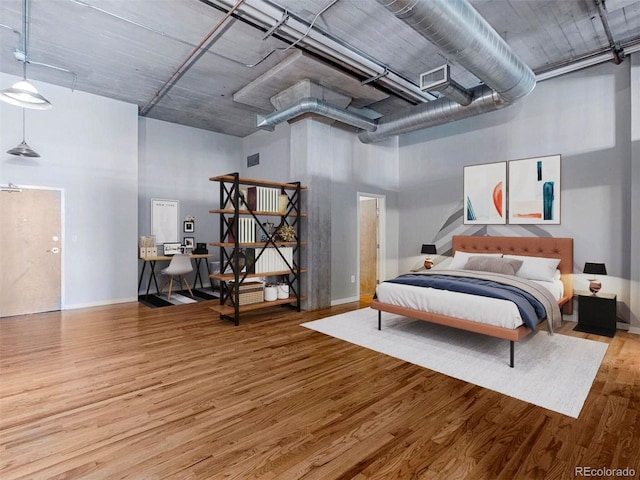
[247, 153, 259, 167]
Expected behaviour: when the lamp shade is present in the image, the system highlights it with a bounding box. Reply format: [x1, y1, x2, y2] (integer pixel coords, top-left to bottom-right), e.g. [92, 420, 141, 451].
[7, 140, 40, 157]
[421, 244, 437, 255]
[583, 262, 607, 276]
[0, 80, 52, 110]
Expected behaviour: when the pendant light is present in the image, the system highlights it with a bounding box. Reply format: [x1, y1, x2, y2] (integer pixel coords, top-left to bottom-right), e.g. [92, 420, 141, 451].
[7, 108, 40, 157]
[0, 0, 52, 110]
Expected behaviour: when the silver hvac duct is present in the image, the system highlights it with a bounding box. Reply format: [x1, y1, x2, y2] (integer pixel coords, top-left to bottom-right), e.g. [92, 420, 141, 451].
[359, 0, 536, 143]
[256, 97, 377, 132]
[359, 85, 504, 143]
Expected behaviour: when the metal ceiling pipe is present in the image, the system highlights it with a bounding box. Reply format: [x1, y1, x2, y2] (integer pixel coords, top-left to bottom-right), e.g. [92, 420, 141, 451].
[210, 0, 435, 103]
[593, 0, 624, 64]
[139, 0, 245, 117]
[358, 85, 504, 143]
[378, 0, 535, 103]
[433, 81, 472, 106]
[357, 0, 536, 143]
[256, 97, 377, 132]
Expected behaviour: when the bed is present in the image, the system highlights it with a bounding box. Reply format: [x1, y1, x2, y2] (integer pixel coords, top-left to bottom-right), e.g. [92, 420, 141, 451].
[371, 235, 573, 367]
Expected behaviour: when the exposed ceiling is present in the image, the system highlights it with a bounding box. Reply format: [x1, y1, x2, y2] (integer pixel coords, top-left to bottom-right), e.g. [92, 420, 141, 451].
[1, 0, 639, 138]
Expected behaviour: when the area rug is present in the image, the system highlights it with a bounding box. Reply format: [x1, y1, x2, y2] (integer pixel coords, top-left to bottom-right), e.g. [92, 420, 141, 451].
[138, 288, 218, 308]
[301, 308, 609, 418]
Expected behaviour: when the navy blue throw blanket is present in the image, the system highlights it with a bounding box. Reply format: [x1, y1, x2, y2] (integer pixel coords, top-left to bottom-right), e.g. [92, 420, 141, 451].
[386, 274, 547, 330]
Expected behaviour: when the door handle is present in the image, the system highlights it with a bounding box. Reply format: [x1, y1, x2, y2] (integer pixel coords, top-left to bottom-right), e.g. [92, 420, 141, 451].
[48, 247, 60, 254]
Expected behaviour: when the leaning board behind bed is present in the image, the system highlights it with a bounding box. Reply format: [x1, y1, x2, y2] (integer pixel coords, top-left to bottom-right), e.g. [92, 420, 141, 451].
[370, 235, 574, 366]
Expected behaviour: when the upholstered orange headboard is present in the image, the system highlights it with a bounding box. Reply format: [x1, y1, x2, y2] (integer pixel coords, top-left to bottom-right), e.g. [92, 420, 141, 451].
[452, 235, 573, 313]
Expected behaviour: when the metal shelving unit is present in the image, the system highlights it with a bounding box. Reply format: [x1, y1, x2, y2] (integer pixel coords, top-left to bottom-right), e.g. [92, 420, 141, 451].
[209, 173, 306, 325]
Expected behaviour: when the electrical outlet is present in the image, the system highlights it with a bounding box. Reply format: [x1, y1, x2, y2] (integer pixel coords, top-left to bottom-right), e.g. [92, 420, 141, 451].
[351, 275, 356, 283]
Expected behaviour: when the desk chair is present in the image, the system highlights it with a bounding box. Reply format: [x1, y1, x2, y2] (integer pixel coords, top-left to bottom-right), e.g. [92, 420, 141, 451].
[159, 254, 194, 300]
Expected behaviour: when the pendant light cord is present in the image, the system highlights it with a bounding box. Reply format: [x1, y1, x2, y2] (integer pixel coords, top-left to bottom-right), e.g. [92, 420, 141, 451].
[21, 108, 26, 142]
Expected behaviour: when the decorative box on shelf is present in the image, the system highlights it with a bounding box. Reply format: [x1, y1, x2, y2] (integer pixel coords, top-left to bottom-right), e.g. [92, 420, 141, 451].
[229, 281, 264, 305]
[139, 246, 157, 258]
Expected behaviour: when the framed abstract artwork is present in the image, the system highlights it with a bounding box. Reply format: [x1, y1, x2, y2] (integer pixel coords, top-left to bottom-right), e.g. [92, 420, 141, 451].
[463, 162, 507, 224]
[508, 154, 561, 224]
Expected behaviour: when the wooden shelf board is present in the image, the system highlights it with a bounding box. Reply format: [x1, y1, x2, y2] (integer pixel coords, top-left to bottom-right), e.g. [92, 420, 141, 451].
[210, 269, 307, 281]
[209, 175, 307, 190]
[209, 295, 306, 315]
[209, 209, 307, 217]
[209, 241, 307, 248]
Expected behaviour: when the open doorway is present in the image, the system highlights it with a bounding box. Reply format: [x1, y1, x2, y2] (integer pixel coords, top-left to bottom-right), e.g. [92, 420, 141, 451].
[358, 193, 385, 304]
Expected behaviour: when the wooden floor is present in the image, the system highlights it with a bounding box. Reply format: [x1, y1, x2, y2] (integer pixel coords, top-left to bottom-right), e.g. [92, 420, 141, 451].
[1, 300, 638, 479]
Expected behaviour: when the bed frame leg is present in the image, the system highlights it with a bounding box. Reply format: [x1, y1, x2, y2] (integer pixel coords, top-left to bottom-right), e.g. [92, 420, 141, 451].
[378, 310, 381, 331]
[510, 341, 514, 368]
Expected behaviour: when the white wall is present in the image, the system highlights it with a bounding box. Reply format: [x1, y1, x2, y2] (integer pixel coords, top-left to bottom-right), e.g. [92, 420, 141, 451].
[397, 60, 636, 326]
[0, 73, 139, 308]
[630, 52, 640, 333]
[241, 123, 291, 181]
[138, 117, 242, 291]
[331, 126, 400, 303]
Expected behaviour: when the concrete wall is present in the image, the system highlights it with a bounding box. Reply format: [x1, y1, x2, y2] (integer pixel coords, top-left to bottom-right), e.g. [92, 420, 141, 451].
[241, 119, 400, 306]
[1, 73, 139, 308]
[397, 59, 637, 329]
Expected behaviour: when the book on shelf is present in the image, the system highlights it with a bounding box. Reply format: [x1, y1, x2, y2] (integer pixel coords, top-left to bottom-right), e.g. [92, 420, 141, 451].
[246, 186, 280, 212]
[253, 247, 293, 274]
[226, 217, 256, 243]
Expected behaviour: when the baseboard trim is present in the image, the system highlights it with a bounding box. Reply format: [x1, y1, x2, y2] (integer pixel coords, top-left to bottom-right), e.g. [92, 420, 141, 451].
[64, 297, 138, 310]
[331, 296, 359, 306]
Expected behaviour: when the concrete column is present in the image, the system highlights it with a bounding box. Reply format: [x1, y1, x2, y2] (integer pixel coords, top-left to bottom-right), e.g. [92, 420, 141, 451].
[290, 118, 332, 310]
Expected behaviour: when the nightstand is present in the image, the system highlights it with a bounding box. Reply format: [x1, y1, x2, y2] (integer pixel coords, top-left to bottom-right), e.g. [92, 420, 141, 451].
[574, 290, 617, 337]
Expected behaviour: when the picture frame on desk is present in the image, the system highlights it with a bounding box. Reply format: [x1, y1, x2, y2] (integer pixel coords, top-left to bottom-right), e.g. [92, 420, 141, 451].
[184, 221, 194, 233]
[163, 242, 182, 255]
[184, 237, 195, 249]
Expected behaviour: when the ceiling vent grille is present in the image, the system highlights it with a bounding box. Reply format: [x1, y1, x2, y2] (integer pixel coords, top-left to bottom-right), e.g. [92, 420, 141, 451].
[420, 65, 450, 91]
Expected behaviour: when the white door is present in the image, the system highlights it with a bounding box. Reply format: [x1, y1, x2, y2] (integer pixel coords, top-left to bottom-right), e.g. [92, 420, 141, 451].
[0, 187, 62, 317]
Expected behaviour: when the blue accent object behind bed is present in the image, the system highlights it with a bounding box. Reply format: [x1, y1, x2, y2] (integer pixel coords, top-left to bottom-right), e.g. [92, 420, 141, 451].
[386, 274, 547, 330]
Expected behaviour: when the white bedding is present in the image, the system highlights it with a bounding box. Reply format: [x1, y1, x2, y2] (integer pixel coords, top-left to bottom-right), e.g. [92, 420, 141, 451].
[375, 274, 564, 330]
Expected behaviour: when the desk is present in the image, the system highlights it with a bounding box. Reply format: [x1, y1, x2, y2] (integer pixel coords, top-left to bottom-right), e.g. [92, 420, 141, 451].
[138, 254, 214, 296]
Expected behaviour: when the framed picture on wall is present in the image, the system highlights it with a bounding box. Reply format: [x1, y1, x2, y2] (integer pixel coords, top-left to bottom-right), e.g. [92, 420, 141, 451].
[183, 221, 194, 233]
[508, 154, 561, 224]
[463, 162, 506, 224]
[151, 199, 179, 245]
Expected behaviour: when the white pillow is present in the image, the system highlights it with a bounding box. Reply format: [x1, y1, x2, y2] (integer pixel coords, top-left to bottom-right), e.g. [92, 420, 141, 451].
[449, 251, 502, 270]
[464, 256, 523, 276]
[503, 254, 561, 282]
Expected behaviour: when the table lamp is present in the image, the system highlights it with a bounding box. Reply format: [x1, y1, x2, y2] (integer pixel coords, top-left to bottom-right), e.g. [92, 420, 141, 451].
[421, 244, 437, 269]
[583, 262, 607, 295]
